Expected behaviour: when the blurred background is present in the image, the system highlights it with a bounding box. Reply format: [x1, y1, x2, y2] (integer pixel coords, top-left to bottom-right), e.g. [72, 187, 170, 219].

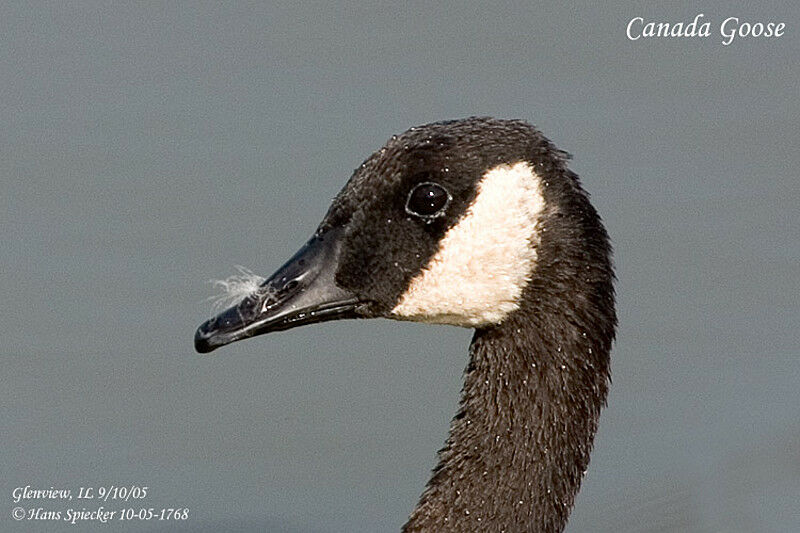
[1, 2, 798, 531]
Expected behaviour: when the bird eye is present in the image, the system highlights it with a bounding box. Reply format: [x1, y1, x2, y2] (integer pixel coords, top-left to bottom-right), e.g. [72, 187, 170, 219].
[405, 182, 451, 220]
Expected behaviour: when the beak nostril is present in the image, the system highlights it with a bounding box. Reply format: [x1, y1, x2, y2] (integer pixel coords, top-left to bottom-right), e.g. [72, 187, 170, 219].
[285, 280, 299, 291]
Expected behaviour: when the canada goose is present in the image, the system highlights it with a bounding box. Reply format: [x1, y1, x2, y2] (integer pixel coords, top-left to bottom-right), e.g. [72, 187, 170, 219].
[195, 117, 616, 532]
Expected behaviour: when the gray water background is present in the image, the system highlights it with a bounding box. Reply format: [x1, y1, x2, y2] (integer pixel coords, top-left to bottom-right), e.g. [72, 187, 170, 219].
[2, 2, 799, 532]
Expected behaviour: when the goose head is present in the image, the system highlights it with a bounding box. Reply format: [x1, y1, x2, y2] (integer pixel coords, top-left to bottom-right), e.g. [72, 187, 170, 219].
[195, 117, 605, 351]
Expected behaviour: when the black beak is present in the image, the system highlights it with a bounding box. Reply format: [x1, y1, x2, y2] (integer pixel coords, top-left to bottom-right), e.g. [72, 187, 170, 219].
[194, 227, 361, 353]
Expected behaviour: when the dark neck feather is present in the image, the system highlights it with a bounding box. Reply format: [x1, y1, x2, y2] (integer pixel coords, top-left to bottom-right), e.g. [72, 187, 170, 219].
[403, 174, 615, 532]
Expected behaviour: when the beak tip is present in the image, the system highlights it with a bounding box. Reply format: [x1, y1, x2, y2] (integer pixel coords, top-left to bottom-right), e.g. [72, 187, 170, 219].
[194, 325, 217, 353]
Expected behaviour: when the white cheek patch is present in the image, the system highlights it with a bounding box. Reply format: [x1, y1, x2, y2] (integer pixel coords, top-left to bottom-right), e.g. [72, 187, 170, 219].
[391, 161, 545, 327]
